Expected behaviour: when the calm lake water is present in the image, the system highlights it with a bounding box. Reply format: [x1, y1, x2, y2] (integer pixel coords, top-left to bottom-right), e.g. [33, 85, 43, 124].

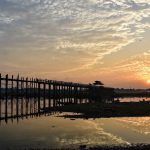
[116, 97, 150, 102]
[0, 98, 150, 149]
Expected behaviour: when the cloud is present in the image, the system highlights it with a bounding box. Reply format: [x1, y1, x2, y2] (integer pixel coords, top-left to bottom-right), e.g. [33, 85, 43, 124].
[0, 0, 150, 75]
[106, 50, 150, 80]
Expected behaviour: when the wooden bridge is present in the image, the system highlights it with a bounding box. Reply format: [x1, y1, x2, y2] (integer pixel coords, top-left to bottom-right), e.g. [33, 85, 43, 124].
[0, 74, 114, 101]
[0, 73, 114, 123]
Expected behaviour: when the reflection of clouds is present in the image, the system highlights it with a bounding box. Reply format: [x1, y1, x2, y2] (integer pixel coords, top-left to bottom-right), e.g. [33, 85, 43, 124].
[0, 0, 150, 73]
[89, 120, 130, 144]
[55, 120, 129, 147]
[116, 117, 150, 135]
[33, 136, 47, 142]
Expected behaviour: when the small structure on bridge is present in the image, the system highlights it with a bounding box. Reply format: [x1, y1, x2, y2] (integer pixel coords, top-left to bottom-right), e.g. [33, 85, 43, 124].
[89, 81, 114, 102]
[93, 80, 104, 86]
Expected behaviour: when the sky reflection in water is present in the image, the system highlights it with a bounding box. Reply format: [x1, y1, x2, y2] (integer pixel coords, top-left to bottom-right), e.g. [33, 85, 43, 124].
[0, 112, 150, 149]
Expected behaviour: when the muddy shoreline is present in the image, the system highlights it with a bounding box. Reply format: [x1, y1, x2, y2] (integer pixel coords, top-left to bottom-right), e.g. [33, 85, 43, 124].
[44, 102, 150, 118]
[21, 144, 150, 150]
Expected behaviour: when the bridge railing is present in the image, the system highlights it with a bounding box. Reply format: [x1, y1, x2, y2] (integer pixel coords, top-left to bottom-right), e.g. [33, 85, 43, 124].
[0, 74, 91, 99]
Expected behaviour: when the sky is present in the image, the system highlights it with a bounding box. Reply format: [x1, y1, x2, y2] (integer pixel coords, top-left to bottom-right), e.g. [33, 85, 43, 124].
[0, 0, 150, 88]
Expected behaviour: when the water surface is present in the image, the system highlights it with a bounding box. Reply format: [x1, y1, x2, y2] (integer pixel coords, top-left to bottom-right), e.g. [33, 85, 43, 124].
[0, 98, 150, 149]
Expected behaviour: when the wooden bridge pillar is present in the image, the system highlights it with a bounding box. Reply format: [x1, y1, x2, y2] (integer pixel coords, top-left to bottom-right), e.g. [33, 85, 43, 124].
[0, 74, 1, 100]
[21, 77, 24, 115]
[38, 81, 41, 111]
[58, 83, 61, 106]
[48, 81, 51, 108]
[74, 86, 77, 104]
[16, 74, 19, 116]
[26, 78, 28, 98]
[79, 86, 81, 103]
[25, 78, 29, 115]
[43, 81, 46, 108]
[69, 84, 71, 102]
[0, 74, 1, 119]
[67, 85, 69, 102]
[53, 82, 56, 107]
[11, 75, 14, 116]
[33, 79, 36, 98]
[62, 85, 65, 103]
[29, 78, 31, 98]
[5, 74, 8, 119]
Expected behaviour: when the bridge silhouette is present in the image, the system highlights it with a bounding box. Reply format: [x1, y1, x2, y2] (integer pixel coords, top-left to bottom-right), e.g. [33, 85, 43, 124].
[0, 73, 114, 123]
[0, 74, 114, 101]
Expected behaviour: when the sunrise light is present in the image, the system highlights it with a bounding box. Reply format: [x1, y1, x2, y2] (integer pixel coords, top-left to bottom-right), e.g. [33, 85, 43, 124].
[147, 80, 150, 84]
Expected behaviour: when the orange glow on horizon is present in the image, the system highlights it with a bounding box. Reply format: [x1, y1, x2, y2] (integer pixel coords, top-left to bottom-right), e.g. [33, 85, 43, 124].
[147, 80, 150, 84]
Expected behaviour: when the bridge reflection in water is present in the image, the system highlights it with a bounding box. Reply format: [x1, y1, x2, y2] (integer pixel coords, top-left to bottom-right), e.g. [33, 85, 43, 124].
[0, 97, 89, 124]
